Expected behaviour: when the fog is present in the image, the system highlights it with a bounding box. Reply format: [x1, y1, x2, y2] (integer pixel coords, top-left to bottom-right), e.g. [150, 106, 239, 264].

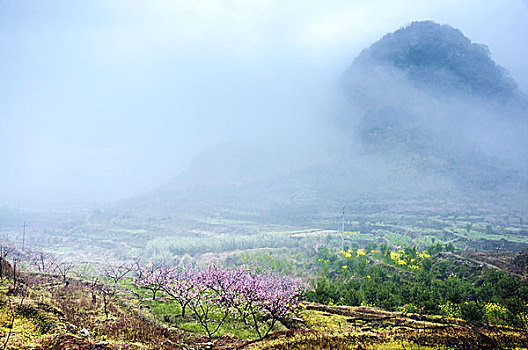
[1, 0, 528, 207]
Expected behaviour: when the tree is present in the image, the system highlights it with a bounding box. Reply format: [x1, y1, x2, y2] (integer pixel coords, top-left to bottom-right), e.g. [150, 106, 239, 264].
[365, 242, 378, 252]
[460, 301, 486, 323]
[103, 262, 133, 289]
[55, 262, 75, 285]
[26, 248, 57, 273]
[380, 243, 389, 257]
[155, 264, 301, 339]
[0, 239, 17, 260]
[163, 269, 197, 318]
[135, 262, 171, 300]
[240, 271, 300, 339]
[0, 239, 17, 279]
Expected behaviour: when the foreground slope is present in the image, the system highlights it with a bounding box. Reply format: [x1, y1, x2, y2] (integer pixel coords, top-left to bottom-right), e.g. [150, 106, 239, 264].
[2, 269, 527, 350]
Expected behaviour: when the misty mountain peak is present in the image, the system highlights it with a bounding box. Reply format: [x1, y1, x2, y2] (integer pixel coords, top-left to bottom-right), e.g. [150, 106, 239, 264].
[340, 21, 528, 189]
[351, 21, 521, 102]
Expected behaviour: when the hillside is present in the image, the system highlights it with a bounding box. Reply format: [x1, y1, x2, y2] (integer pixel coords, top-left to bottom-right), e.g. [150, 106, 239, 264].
[2, 268, 528, 349]
[2, 242, 528, 349]
[341, 21, 528, 192]
[108, 21, 528, 224]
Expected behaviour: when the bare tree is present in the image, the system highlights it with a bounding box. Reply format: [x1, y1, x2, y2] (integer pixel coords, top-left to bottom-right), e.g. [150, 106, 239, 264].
[103, 262, 134, 289]
[26, 248, 57, 273]
[55, 262, 75, 286]
[90, 277, 100, 304]
[0, 239, 17, 280]
[0, 239, 17, 259]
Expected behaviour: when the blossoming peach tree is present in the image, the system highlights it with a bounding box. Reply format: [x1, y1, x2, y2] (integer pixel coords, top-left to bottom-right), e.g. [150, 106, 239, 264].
[135, 263, 301, 338]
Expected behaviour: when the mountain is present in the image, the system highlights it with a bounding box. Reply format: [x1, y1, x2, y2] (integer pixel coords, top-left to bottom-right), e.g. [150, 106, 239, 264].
[114, 21, 528, 221]
[350, 21, 525, 104]
[341, 21, 528, 189]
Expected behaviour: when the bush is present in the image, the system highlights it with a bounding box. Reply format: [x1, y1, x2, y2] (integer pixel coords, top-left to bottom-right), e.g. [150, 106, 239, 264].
[460, 301, 486, 323]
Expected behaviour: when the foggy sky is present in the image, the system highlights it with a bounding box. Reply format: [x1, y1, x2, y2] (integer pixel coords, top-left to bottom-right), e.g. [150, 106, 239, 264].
[1, 0, 527, 207]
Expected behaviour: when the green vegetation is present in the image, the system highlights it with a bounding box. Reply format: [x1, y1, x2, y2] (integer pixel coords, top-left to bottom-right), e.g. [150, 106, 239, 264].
[306, 244, 528, 329]
[145, 233, 294, 259]
[2, 205, 528, 349]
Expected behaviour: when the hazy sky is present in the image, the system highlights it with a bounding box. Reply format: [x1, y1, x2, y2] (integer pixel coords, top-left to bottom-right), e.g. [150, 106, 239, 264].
[1, 0, 527, 207]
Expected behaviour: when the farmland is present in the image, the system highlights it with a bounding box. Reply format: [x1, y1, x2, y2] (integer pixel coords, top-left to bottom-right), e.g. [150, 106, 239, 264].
[1, 202, 528, 349]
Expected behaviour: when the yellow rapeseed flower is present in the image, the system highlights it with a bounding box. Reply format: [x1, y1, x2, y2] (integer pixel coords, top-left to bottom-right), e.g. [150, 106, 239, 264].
[418, 251, 431, 259]
[390, 251, 399, 260]
[340, 249, 353, 258]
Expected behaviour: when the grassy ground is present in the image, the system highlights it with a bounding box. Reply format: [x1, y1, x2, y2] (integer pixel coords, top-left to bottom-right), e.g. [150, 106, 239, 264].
[246, 303, 528, 350]
[0, 273, 199, 349]
[1, 271, 528, 349]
